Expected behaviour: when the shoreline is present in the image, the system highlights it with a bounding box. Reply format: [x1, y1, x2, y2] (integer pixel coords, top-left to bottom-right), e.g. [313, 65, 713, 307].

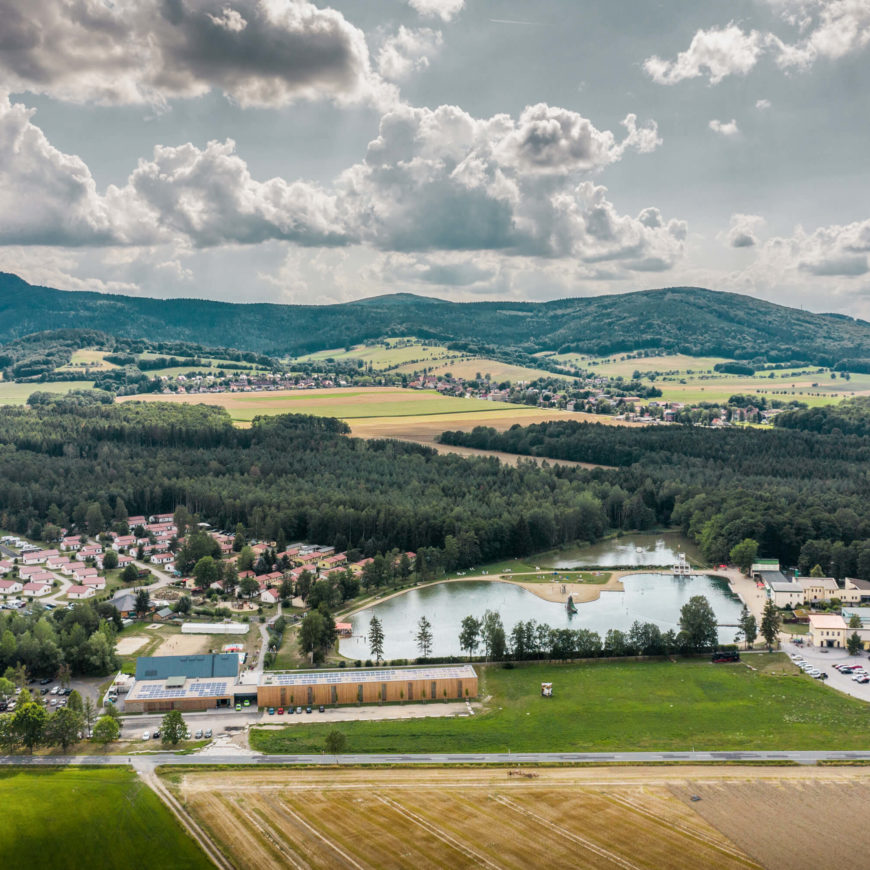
[341, 566, 746, 617]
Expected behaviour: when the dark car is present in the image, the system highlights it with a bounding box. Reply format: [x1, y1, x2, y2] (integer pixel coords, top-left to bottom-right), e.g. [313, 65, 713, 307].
[39, 678, 51, 685]
[306, 706, 312, 714]
[318, 705, 325, 713]
[711, 651, 740, 663]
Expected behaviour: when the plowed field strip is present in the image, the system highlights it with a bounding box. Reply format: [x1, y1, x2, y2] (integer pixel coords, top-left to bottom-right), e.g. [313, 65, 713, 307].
[600, 792, 759, 864]
[374, 793, 501, 869]
[191, 793, 282, 870]
[493, 795, 642, 870]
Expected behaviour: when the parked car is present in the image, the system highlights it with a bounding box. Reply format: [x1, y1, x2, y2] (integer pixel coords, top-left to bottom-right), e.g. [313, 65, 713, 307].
[194, 729, 203, 739]
[306, 706, 312, 714]
[142, 731, 150, 740]
[243, 699, 251, 707]
[318, 705, 325, 713]
[204, 729, 212, 738]
[268, 707, 275, 715]
[856, 676, 870, 684]
[39, 677, 51, 685]
[235, 703, 242, 711]
[296, 706, 303, 714]
[277, 707, 284, 715]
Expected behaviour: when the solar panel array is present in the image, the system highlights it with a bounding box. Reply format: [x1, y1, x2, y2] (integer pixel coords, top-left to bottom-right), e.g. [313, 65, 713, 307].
[130, 678, 233, 701]
[266, 665, 476, 687]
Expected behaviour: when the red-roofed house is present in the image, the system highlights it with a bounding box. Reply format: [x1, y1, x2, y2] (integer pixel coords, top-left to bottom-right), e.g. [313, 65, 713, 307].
[28, 571, 54, 583]
[260, 588, 279, 604]
[45, 556, 71, 570]
[22, 581, 52, 597]
[117, 554, 135, 568]
[0, 560, 13, 575]
[82, 577, 106, 590]
[0, 579, 23, 594]
[67, 585, 95, 600]
[79, 545, 103, 557]
[61, 536, 82, 550]
[128, 515, 147, 527]
[150, 552, 174, 565]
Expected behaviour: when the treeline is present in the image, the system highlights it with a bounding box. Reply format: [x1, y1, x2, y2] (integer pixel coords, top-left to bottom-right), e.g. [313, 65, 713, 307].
[439, 419, 870, 568]
[776, 396, 870, 437]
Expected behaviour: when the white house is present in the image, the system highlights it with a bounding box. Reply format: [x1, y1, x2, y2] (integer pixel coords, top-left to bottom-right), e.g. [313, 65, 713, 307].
[260, 588, 279, 605]
[0, 560, 14, 576]
[150, 553, 174, 565]
[21, 582, 52, 598]
[67, 585, 95, 600]
[796, 576, 839, 603]
[79, 545, 103, 558]
[117, 554, 135, 567]
[0, 579, 23, 595]
[769, 581, 804, 609]
[61, 536, 82, 551]
[82, 577, 107, 590]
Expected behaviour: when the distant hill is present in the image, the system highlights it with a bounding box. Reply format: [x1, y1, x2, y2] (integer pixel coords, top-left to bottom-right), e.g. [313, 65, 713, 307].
[2, 271, 870, 365]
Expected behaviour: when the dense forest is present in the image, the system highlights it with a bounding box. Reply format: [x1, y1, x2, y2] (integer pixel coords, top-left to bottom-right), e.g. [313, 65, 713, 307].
[3, 271, 870, 364]
[439, 419, 870, 574]
[775, 396, 870, 437]
[0, 404, 607, 572]
[4, 401, 870, 583]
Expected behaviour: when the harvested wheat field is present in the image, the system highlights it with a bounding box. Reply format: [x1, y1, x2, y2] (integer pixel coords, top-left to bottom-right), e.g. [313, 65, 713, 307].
[167, 766, 870, 870]
[156, 633, 209, 656]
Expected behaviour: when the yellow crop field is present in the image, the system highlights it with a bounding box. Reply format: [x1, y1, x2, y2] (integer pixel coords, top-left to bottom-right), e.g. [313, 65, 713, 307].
[175, 766, 870, 870]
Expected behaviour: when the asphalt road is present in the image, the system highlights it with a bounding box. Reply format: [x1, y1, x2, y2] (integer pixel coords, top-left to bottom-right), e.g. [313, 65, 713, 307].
[4, 750, 870, 769]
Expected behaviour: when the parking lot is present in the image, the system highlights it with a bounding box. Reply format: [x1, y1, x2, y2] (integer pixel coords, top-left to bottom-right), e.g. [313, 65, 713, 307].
[781, 639, 870, 701]
[119, 707, 260, 740]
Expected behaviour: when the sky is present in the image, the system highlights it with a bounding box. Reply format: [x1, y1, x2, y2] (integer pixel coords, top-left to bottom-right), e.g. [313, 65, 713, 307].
[0, 0, 869, 315]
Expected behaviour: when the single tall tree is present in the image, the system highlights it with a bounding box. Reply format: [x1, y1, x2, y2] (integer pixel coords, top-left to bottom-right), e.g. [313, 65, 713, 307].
[46, 707, 83, 751]
[736, 605, 758, 650]
[134, 588, 151, 617]
[368, 615, 385, 663]
[760, 599, 782, 650]
[729, 538, 759, 574]
[679, 596, 719, 652]
[91, 715, 120, 744]
[161, 710, 187, 746]
[415, 616, 433, 659]
[11, 702, 48, 754]
[459, 615, 481, 659]
[847, 632, 863, 655]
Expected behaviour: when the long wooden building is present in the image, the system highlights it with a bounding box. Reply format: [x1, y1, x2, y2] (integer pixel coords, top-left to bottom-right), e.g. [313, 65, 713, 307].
[257, 665, 477, 708]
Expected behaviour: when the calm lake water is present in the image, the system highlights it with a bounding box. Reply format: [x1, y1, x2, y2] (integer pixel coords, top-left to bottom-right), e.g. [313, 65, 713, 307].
[339, 573, 743, 660]
[538, 533, 703, 569]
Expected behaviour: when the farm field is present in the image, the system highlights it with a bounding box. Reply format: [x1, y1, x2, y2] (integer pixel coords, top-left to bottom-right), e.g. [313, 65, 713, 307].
[56, 349, 118, 371]
[250, 657, 870, 755]
[0, 767, 211, 870]
[0, 379, 94, 405]
[546, 351, 869, 406]
[299, 338, 555, 383]
[172, 765, 870, 870]
[117, 387, 592, 431]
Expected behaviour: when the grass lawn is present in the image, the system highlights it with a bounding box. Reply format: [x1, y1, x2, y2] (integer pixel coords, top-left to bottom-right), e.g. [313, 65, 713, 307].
[0, 380, 93, 406]
[250, 657, 870, 754]
[0, 767, 211, 870]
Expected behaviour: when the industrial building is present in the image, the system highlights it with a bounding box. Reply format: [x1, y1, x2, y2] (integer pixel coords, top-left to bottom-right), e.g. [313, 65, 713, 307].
[257, 665, 478, 708]
[123, 655, 477, 712]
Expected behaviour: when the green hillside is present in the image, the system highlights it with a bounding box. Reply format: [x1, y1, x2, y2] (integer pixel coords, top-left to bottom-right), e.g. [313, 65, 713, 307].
[3, 271, 870, 365]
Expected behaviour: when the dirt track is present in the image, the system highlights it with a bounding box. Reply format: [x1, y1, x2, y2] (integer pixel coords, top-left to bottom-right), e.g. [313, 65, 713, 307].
[173, 766, 870, 870]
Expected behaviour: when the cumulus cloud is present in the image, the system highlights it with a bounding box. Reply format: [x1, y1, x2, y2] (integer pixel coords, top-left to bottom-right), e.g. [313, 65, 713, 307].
[709, 118, 740, 136]
[646, 3, 870, 85]
[407, 0, 465, 22]
[0, 95, 116, 246]
[0, 94, 683, 276]
[0, 0, 390, 107]
[725, 214, 766, 247]
[756, 98, 772, 109]
[644, 24, 768, 84]
[377, 26, 442, 80]
[339, 103, 681, 268]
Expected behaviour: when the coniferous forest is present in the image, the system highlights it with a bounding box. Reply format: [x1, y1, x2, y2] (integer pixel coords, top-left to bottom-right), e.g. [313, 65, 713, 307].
[1, 401, 870, 579]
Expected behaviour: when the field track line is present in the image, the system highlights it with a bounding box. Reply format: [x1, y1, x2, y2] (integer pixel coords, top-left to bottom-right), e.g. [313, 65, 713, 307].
[601, 793, 760, 866]
[492, 795, 643, 870]
[374, 792, 501, 869]
[233, 799, 306, 870]
[271, 798, 366, 870]
[143, 772, 234, 870]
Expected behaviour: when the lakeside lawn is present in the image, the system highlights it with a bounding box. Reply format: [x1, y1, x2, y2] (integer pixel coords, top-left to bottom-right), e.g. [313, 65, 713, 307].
[250, 656, 870, 755]
[0, 767, 211, 870]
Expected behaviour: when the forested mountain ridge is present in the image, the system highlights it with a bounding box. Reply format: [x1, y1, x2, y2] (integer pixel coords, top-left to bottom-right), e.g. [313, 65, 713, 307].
[3, 271, 870, 365]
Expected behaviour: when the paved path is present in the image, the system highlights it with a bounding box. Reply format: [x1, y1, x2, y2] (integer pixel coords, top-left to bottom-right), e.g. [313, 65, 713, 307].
[4, 749, 870, 769]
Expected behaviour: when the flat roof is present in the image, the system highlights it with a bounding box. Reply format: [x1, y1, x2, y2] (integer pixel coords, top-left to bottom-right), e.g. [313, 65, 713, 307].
[770, 581, 802, 592]
[135, 653, 240, 681]
[262, 665, 477, 687]
[808, 614, 847, 629]
[127, 677, 235, 702]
